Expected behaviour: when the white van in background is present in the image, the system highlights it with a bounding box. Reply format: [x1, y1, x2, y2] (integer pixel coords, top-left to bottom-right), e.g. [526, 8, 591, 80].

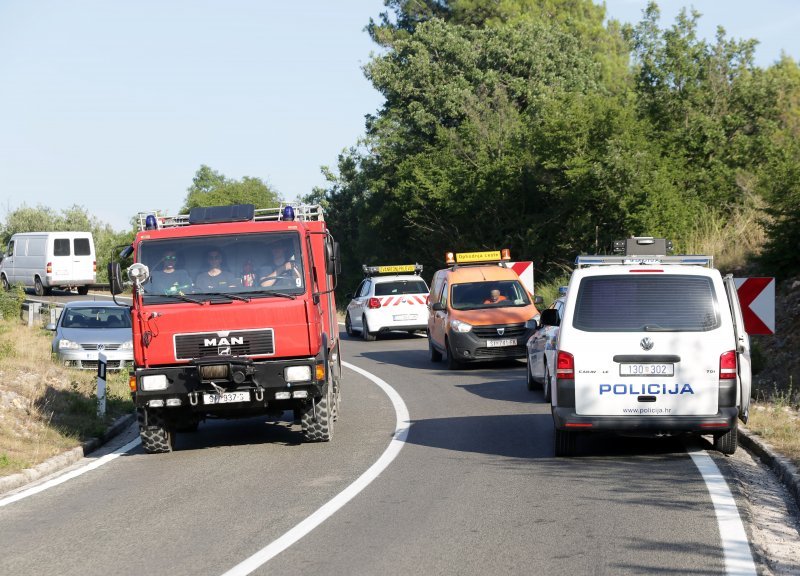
[0, 232, 96, 296]
[547, 237, 751, 457]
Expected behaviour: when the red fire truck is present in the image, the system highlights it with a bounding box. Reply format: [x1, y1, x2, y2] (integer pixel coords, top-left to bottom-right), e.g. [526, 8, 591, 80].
[109, 204, 341, 453]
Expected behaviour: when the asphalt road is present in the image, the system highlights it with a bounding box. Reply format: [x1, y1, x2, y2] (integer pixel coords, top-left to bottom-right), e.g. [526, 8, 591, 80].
[1, 330, 753, 575]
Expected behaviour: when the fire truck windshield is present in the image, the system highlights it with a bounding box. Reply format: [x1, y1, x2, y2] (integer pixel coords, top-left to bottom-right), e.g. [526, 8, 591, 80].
[138, 232, 305, 300]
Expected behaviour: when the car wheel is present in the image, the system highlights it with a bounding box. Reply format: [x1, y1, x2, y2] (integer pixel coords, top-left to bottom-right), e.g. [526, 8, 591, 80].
[77, 285, 89, 295]
[34, 276, 45, 297]
[362, 316, 376, 341]
[345, 313, 355, 337]
[554, 428, 576, 457]
[1, 275, 9, 291]
[446, 337, 462, 370]
[543, 363, 552, 403]
[137, 408, 175, 453]
[301, 376, 334, 442]
[428, 332, 442, 362]
[713, 422, 738, 455]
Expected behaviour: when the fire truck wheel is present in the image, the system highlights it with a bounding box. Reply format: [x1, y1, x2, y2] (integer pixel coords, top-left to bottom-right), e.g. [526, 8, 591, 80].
[137, 408, 176, 453]
[345, 313, 355, 337]
[361, 316, 376, 341]
[301, 381, 334, 442]
[713, 422, 738, 455]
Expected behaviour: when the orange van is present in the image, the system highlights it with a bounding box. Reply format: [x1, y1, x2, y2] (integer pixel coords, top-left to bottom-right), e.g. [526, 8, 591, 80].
[427, 250, 540, 369]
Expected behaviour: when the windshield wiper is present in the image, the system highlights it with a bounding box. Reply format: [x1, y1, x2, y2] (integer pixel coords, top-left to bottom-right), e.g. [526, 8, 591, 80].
[238, 289, 297, 300]
[197, 291, 252, 303]
[151, 293, 205, 305]
[642, 324, 670, 331]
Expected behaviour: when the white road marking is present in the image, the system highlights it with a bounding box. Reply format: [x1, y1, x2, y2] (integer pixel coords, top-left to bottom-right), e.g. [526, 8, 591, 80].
[220, 361, 410, 576]
[0, 437, 142, 508]
[689, 450, 757, 576]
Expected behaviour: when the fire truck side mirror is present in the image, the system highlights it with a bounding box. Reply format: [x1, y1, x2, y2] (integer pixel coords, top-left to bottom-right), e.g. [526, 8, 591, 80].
[108, 262, 124, 295]
[326, 240, 341, 276]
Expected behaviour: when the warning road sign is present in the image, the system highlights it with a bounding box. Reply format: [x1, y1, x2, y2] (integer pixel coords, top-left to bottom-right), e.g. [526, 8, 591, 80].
[734, 277, 775, 335]
[509, 261, 534, 295]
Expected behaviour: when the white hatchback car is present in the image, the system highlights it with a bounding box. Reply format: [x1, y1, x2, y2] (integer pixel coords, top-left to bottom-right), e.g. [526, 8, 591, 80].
[345, 265, 429, 341]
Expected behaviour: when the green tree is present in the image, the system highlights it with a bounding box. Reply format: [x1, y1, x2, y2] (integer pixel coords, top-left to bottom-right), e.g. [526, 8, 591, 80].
[181, 165, 281, 212]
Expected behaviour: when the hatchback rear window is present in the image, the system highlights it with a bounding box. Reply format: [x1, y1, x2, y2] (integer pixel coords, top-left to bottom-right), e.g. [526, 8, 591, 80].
[573, 275, 720, 332]
[374, 280, 428, 296]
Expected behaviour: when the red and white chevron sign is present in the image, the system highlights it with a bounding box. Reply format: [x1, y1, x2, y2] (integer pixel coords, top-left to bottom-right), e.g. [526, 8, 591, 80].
[509, 261, 534, 295]
[734, 277, 775, 335]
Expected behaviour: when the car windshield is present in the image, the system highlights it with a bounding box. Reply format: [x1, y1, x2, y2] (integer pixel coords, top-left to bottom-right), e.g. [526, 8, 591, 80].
[374, 279, 428, 296]
[451, 280, 531, 311]
[572, 274, 721, 332]
[61, 308, 131, 329]
[137, 232, 305, 302]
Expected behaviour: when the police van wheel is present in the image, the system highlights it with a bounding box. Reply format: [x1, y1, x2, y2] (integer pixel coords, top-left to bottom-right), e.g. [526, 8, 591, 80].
[137, 408, 175, 453]
[362, 316, 376, 341]
[543, 364, 552, 403]
[554, 429, 576, 457]
[428, 335, 442, 362]
[345, 313, 355, 337]
[526, 361, 538, 391]
[713, 423, 738, 455]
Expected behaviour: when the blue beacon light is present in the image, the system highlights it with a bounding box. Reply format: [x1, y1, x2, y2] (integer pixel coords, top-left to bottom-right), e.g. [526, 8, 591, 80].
[145, 214, 158, 230]
[282, 206, 295, 221]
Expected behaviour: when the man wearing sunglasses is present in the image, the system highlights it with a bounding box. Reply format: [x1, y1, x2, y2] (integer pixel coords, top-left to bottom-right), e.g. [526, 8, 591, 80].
[148, 250, 193, 295]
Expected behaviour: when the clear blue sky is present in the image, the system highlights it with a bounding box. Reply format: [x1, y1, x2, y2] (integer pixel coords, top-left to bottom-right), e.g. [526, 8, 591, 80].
[1, 1, 798, 231]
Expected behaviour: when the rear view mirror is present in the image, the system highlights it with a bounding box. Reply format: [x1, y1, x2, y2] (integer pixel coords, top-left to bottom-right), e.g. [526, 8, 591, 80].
[533, 295, 544, 307]
[432, 302, 445, 311]
[540, 308, 560, 327]
[108, 263, 124, 295]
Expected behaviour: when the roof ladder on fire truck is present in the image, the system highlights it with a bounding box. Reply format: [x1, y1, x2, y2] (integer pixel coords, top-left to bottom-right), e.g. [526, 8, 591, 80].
[136, 203, 325, 231]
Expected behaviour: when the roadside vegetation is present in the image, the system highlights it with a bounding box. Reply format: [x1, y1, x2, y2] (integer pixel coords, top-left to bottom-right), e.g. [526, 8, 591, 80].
[0, 291, 133, 477]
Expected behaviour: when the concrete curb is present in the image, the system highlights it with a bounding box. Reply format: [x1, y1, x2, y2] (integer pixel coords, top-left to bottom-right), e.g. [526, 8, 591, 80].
[0, 412, 136, 496]
[739, 424, 800, 512]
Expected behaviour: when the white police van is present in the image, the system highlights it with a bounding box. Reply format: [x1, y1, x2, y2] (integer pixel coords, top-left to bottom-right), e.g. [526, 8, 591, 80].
[345, 264, 429, 341]
[545, 237, 751, 456]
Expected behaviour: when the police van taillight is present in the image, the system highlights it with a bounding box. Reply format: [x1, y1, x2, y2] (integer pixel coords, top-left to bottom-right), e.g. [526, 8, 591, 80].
[556, 351, 574, 380]
[719, 350, 737, 379]
[368, 297, 381, 309]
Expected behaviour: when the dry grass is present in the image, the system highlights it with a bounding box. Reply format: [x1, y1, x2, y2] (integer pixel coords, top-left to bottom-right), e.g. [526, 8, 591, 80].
[0, 318, 133, 477]
[746, 403, 800, 469]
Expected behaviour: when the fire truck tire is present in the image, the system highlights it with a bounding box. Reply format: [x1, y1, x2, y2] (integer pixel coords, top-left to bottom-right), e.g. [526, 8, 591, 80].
[137, 408, 175, 453]
[428, 334, 442, 362]
[445, 338, 462, 370]
[554, 428, 576, 457]
[345, 313, 355, 337]
[301, 381, 334, 442]
[361, 316, 376, 341]
[713, 422, 738, 455]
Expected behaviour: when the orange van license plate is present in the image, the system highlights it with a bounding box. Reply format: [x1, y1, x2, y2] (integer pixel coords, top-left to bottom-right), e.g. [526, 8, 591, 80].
[486, 338, 517, 347]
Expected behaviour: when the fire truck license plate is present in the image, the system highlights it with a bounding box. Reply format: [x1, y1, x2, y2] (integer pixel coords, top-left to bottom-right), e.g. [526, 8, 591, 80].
[203, 391, 251, 404]
[487, 338, 517, 347]
[620, 363, 674, 376]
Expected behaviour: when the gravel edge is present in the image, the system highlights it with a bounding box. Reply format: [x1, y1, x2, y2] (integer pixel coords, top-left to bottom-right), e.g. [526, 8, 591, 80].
[739, 424, 800, 513]
[0, 412, 136, 496]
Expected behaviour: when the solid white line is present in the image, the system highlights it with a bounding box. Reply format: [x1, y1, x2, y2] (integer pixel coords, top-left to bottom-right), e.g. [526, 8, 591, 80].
[0, 436, 142, 508]
[689, 451, 757, 576]
[220, 361, 410, 576]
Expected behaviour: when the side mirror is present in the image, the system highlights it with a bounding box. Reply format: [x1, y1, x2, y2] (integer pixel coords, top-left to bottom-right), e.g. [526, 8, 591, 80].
[540, 308, 560, 327]
[432, 302, 445, 312]
[533, 295, 544, 307]
[108, 262, 124, 295]
[525, 317, 539, 330]
[45, 322, 56, 331]
[325, 240, 341, 276]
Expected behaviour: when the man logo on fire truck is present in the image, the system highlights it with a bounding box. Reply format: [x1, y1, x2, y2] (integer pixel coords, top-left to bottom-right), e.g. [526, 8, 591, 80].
[109, 204, 342, 453]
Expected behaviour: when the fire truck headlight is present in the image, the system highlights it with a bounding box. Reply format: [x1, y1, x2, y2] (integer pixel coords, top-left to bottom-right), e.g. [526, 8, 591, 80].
[141, 375, 168, 391]
[284, 366, 311, 383]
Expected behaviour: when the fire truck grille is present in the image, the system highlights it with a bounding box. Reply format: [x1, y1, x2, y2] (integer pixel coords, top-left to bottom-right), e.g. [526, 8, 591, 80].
[174, 329, 275, 360]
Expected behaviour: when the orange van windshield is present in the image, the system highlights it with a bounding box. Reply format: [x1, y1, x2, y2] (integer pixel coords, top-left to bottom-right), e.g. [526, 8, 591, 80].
[451, 280, 531, 311]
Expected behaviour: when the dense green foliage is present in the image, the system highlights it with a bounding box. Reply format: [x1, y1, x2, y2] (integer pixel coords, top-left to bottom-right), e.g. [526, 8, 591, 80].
[181, 165, 281, 213]
[313, 0, 800, 295]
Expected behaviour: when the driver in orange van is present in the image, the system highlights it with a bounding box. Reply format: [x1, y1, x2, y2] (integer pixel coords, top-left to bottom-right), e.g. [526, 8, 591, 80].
[483, 289, 507, 304]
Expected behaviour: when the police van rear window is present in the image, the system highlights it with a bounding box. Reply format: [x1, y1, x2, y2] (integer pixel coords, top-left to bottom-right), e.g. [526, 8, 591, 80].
[573, 275, 720, 332]
[374, 280, 428, 296]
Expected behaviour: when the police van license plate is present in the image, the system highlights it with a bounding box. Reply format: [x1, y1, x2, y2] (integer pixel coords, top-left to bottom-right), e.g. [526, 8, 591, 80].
[487, 338, 517, 347]
[203, 391, 250, 404]
[620, 363, 674, 376]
